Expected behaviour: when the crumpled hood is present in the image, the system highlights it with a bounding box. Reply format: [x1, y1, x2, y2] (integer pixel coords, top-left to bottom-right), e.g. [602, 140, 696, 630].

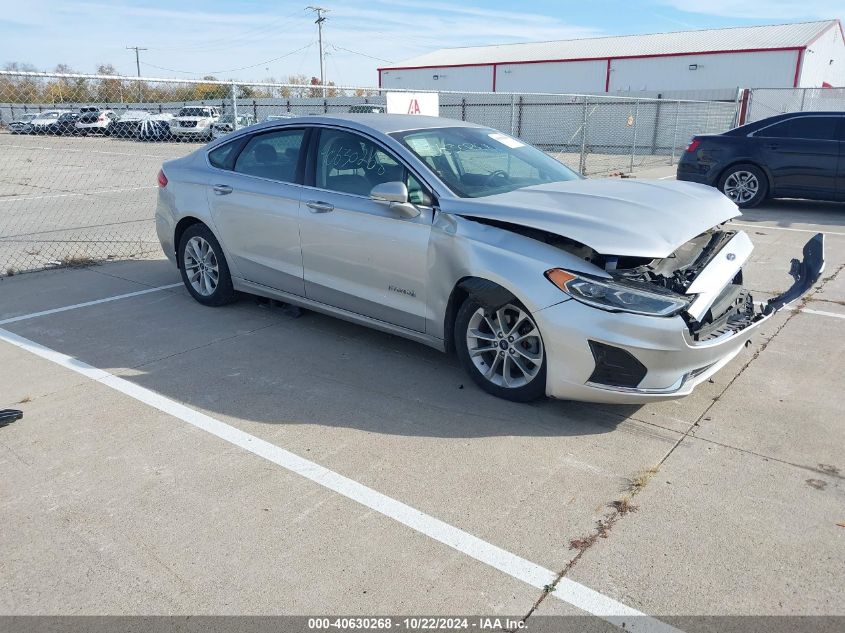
[441, 179, 740, 258]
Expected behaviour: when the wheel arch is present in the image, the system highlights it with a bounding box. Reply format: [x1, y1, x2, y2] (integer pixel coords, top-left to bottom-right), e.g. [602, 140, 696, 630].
[443, 276, 522, 354]
[173, 216, 206, 268]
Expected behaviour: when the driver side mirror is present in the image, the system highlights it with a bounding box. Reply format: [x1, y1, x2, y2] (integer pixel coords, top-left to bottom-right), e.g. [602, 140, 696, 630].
[370, 182, 420, 218]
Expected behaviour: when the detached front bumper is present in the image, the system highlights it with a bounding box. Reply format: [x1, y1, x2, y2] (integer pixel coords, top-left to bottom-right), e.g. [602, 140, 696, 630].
[536, 234, 825, 404]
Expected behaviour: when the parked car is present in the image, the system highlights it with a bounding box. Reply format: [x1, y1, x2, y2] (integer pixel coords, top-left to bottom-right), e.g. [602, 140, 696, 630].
[678, 111, 845, 207]
[110, 110, 152, 139]
[211, 113, 256, 139]
[169, 106, 221, 141]
[8, 113, 39, 134]
[75, 109, 119, 135]
[348, 104, 386, 114]
[138, 113, 176, 141]
[29, 110, 72, 133]
[155, 115, 824, 403]
[42, 112, 81, 135]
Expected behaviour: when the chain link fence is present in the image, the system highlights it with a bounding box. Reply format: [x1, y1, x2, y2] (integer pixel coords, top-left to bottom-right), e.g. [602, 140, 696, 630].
[0, 71, 738, 275]
[745, 87, 845, 124]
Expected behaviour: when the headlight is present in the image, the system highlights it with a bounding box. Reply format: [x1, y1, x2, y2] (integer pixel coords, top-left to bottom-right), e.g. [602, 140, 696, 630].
[546, 269, 689, 317]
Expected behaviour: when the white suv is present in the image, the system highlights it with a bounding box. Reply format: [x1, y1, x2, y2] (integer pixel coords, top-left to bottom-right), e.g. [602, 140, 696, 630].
[169, 106, 221, 141]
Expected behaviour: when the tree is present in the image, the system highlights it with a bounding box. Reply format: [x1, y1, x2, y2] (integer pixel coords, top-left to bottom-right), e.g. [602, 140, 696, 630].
[0, 62, 39, 103]
[95, 63, 124, 103]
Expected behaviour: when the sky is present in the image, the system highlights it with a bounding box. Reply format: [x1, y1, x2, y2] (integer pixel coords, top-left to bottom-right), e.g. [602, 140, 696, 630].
[0, 0, 843, 87]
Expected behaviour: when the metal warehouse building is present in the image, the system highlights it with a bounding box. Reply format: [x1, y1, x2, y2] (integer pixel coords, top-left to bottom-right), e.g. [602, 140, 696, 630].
[379, 20, 844, 93]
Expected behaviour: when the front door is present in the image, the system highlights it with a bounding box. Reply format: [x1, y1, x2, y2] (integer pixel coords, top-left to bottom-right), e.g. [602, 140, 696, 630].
[298, 127, 433, 332]
[207, 127, 307, 294]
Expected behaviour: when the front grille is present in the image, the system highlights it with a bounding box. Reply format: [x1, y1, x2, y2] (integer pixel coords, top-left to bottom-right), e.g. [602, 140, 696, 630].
[587, 341, 647, 388]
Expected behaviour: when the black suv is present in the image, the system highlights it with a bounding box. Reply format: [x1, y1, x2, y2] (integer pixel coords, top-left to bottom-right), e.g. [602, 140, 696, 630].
[677, 112, 845, 208]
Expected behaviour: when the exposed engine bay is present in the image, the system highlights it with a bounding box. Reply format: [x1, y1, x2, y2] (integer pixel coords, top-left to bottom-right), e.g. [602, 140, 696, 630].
[467, 217, 757, 342]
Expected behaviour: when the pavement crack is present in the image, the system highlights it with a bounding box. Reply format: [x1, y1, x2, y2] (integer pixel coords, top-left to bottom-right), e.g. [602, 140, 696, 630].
[515, 263, 844, 628]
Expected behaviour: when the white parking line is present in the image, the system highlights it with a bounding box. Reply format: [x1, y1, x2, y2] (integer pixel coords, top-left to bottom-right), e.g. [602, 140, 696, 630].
[0, 186, 156, 203]
[801, 307, 845, 320]
[732, 222, 845, 237]
[0, 283, 181, 326]
[0, 294, 681, 633]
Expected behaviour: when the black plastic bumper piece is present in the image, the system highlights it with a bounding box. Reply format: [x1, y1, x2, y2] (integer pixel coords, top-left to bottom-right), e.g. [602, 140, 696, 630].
[587, 341, 648, 389]
[763, 233, 825, 316]
[0, 409, 23, 429]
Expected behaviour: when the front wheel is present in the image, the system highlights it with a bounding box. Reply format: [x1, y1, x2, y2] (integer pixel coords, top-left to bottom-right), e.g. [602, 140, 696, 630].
[178, 224, 236, 306]
[455, 299, 547, 402]
[718, 163, 767, 208]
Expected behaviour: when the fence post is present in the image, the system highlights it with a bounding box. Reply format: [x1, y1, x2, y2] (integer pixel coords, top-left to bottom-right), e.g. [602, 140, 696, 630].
[510, 94, 516, 135]
[461, 97, 466, 121]
[579, 96, 588, 175]
[324, 99, 328, 114]
[630, 99, 640, 173]
[670, 100, 681, 166]
[231, 81, 239, 130]
[253, 100, 258, 120]
[704, 100, 712, 133]
[516, 96, 523, 137]
[800, 88, 807, 111]
[286, 99, 291, 113]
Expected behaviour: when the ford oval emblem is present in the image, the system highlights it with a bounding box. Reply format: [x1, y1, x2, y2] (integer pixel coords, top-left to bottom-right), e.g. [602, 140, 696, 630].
[726, 252, 736, 261]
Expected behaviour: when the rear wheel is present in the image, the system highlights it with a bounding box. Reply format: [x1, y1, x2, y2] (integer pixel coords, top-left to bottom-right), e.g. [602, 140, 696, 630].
[455, 298, 547, 402]
[718, 163, 767, 208]
[178, 224, 236, 306]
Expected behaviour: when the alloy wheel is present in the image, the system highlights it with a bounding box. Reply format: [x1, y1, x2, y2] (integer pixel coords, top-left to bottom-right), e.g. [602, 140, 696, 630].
[723, 170, 759, 204]
[183, 236, 219, 297]
[465, 304, 544, 388]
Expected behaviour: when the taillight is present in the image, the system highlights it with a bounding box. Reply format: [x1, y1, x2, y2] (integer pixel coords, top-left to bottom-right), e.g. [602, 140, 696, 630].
[686, 138, 701, 153]
[157, 169, 168, 188]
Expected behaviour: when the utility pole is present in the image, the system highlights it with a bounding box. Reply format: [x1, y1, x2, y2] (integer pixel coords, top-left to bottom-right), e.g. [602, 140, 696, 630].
[307, 6, 328, 97]
[126, 46, 147, 103]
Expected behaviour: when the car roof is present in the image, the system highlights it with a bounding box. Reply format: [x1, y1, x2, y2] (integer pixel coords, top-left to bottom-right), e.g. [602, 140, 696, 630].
[244, 113, 486, 136]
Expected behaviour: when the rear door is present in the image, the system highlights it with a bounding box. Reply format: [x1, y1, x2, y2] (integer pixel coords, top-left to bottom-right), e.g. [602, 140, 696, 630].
[837, 116, 845, 201]
[756, 115, 839, 199]
[206, 127, 308, 294]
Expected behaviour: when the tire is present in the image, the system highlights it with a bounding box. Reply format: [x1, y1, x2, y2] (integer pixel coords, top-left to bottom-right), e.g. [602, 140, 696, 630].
[718, 163, 768, 208]
[178, 223, 236, 306]
[454, 297, 547, 402]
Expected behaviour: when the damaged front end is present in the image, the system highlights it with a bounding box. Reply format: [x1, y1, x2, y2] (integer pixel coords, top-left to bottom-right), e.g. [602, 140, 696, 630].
[547, 227, 825, 342]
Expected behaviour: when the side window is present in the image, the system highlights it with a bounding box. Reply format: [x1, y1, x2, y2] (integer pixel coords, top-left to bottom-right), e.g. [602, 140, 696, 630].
[208, 140, 239, 170]
[787, 116, 838, 140]
[233, 128, 305, 182]
[756, 120, 791, 138]
[316, 129, 405, 196]
[758, 116, 838, 140]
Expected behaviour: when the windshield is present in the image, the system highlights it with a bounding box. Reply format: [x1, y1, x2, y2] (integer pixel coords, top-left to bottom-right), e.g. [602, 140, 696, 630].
[391, 126, 580, 198]
[179, 107, 211, 117]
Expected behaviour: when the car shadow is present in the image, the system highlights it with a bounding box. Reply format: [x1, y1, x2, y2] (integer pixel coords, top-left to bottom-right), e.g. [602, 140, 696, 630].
[9, 258, 660, 441]
[738, 198, 845, 230]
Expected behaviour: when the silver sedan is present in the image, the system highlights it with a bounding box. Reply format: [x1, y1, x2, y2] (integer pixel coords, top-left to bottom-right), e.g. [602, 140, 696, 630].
[155, 114, 824, 403]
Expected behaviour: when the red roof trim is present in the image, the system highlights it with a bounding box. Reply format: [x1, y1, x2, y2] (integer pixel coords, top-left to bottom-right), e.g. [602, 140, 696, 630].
[793, 48, 804, 87]
[377, 46, 805, 72]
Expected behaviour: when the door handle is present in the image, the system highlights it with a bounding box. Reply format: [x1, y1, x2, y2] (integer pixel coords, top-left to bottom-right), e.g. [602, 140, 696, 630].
[306, 200, 334, 213]
[213, 184, 233, 195]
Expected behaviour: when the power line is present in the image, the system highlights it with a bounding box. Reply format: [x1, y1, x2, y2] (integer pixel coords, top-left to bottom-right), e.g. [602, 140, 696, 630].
[139, 41, 317, 77]
[328, 44, 394, 64]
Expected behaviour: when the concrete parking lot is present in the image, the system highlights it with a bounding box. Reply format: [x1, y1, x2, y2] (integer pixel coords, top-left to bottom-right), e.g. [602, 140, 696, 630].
[1, 156, 844, 627]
